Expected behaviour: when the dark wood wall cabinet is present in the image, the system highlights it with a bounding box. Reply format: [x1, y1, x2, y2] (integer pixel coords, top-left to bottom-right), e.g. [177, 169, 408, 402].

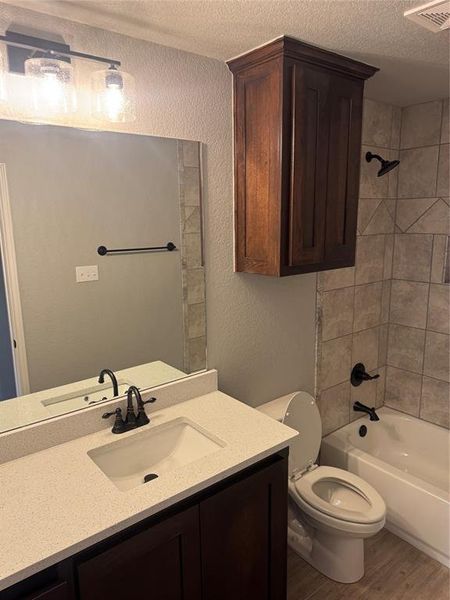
[227, 36, 378, 276]
[2, 450, 288, 600]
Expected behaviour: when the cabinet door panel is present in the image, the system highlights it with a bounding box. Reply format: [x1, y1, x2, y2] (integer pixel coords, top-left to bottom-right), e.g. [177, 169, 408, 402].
[77, 506, 201, 600]
[22, 582, 69, 600]
[285, 62, 330, 270]
[200, 456, 288, 600]
[324, 75, 363, 266]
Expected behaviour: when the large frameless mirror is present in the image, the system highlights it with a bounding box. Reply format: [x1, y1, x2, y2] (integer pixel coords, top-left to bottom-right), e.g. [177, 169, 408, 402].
[0, 120, 206, 433]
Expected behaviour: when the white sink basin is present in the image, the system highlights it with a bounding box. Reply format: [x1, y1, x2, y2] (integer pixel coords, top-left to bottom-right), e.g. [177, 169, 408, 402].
[88, 417, 225, 491]
[42, 382, 132, 416]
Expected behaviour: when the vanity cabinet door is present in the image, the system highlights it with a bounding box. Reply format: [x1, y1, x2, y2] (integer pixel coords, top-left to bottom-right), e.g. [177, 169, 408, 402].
[199, 455, 288, 600]
[76, 506, 201, 600]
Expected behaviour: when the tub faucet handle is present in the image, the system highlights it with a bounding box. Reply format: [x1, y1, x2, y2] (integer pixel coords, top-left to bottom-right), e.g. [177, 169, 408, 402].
[351, 363, 380, 387]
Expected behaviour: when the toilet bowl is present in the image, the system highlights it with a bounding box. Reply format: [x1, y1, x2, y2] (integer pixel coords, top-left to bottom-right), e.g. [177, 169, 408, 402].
[259, 391, 386, 583]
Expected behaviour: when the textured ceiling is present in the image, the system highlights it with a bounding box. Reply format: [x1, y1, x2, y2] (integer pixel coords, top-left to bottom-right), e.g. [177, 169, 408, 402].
[2, 0, 449, 105]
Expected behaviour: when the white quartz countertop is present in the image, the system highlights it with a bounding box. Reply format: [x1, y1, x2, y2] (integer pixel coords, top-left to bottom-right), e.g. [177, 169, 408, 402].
[0, 391, 297, 591]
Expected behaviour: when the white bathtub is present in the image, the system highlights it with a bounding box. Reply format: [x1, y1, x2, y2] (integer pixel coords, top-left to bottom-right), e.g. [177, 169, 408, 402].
[321, 407, 450, 567]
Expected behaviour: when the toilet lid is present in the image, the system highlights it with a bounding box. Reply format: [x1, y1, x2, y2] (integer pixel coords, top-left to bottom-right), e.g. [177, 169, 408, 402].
[282, 392, 321, 476]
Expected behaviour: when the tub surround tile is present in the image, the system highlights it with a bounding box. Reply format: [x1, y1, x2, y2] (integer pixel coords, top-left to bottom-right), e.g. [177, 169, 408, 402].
[398, 146, 439, 198]
[319, 335, 353, 390]
[375, 366, 386, 408]
[183, 167, 201, 206]
[385, 367, 421, 416]
[390, 280, 429, 328]
[396, 198, 438, 232]
[186, 268, 205, 305]
[182, 140, 200, 168]
[391, 106, 401, 149]
[387, 324, 425, 374]
[387, 150, 399, 199]
[437, 144, 449, 197]
[357, 198, 382, 233]
[381, 280, 391, 323]
[406, 199, 449, 234]
[378, 324, 389, 365]
[362, 99, 393, 148]
[423, 331, 450, 382]
[420, 377, 450, 428]
[441, 99, 449, 144]
[188, 336, 207, 372]
[364, 202, 395, 235]
[352, 327, 380, 372]
[400, 101, 442, 149]
[392, 234, 433, 282]
[187, 303, 206, 339]
[317, 267, 355, 291]
[431, 235, 448, 283]
[318, 382, 350, 436]
[321, 287, 354, 341]
[354, 282, 382, 331]
[355, 235, 385, 284]
[383, 234, 394, 280]
[427, 284, 450, 334]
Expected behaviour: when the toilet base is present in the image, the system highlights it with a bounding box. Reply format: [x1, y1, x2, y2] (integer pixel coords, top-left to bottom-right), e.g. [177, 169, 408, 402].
[288, 524, 365, 583]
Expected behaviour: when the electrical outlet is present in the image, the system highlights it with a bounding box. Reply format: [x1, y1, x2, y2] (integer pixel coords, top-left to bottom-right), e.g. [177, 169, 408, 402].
[76, 265, 99, 283]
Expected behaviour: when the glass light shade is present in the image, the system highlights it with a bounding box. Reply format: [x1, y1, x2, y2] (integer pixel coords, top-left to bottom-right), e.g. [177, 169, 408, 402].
[24, 56, 76, 116]
[91, 67, 136, 123]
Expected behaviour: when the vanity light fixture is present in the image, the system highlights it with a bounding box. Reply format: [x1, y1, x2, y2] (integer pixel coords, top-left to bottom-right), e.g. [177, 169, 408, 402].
[91, 64, 136, 123]
[0, 30, 136, 122]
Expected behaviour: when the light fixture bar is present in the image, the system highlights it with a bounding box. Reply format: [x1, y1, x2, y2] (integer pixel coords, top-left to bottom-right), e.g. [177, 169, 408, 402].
[0, 31, 121, 68]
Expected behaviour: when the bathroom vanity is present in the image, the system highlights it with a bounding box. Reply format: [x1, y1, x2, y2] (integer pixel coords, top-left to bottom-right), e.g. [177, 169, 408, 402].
[0, 373, 297, 600]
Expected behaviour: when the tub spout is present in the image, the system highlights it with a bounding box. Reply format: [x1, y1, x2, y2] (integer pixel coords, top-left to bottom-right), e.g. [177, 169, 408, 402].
[353, 401, 380, 422]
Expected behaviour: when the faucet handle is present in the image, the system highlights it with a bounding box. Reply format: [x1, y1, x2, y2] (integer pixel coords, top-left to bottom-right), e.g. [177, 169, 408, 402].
[102, 407, 126, 434]
[136, 397, 156, 427]
[351, 363, 380, 387]
[141, 397, 156, 406]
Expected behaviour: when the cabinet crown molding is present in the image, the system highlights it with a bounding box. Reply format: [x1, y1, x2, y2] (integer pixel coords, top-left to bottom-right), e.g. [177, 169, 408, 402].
[227, 35, 379, 81]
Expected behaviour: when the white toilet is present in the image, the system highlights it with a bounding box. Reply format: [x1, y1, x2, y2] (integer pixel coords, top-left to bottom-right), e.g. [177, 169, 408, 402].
[259, 391, 386, 583]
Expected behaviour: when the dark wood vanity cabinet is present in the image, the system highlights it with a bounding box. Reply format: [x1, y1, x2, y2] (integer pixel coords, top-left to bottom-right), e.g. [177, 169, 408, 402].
[227, 36, 378, 276]
[2, 451, 288, 600]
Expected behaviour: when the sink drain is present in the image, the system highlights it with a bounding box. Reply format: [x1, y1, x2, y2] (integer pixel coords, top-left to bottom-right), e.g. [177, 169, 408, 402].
[144, 473, 159, 483]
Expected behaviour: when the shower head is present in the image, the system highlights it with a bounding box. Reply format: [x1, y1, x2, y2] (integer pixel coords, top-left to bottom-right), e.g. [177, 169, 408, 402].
[366, 151, 400, 177]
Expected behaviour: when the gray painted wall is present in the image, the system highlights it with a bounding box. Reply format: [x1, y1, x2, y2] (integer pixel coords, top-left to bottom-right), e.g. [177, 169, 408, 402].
[0, 121, 185, 392]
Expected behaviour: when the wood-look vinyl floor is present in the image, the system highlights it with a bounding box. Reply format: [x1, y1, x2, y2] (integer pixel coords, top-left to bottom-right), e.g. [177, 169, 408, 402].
[287, 528, 449, 600]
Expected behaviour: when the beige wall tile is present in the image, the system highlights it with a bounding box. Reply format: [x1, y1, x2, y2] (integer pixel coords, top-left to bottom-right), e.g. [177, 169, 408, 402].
[441, 99, 449, 145]
[398, 146, 439, 198]
[183, 206, 202, 233]
[364, 201, 395, 235]
[392, 234, 433, 281]
[183, 167, 201, 206]
[431, 235, 448, 283]
[319, 335, 352, 390]
[387, 324, 425, 373]
[354, 282, 382, 331]
[355, 235, 385, 284]
[396, 198, 437, 232]
[321, 287, 354, 341]
[420, 376, 449, 428]
[391, 107, 401, 149]
[362, 99, 393, 147]
[352, 327, 380, 371]
[188, 336, 206, 372]
[423, 331, 449, 382]
[387, 149, 400, 199]
[319, 382, 351, 435]
[357, 198, 382, 233]
[182, 140, 200, 168]
[390, 279, 429, 328]
[187, 302, 206, 338]
[376, 366, 386, 408]
[184, 232, 202, 267]
[381, 280, 391, 323]
[317, 267, 355, 291]
[437, 144, 449, 197]
[400, 101, 443, 149]
[378, 324, 389, 365]
[383, 234, 394, 280]
[385, 366, 421, 416]
[186, 267, 205, 304]
[408, 199, 449, 234]
[360, 145, 389, 198]
[428, 284, 450, 334]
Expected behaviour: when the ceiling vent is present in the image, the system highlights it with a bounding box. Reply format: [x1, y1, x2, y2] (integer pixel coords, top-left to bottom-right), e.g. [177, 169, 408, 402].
[404, 0, 450, 31]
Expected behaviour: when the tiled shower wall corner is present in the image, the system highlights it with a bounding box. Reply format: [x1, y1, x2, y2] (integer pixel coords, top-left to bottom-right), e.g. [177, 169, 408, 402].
[315, 98, 450, 434]
[315, 98, 400, 435]
[385, 99, 449, 428]
[177, 140, 207, 373]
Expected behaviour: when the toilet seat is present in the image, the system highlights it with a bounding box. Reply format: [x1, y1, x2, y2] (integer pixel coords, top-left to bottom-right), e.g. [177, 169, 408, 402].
[293, 465, 385, 525]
